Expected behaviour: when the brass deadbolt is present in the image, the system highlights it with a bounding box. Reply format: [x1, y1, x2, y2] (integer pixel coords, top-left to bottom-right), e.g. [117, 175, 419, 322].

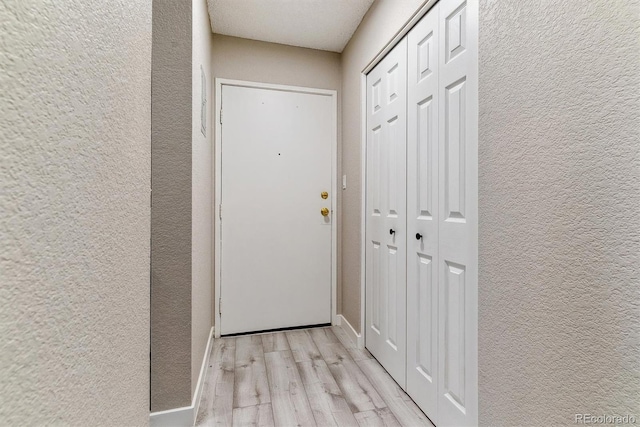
[321, 207, 330, 217]
[321, 191, 329, 199]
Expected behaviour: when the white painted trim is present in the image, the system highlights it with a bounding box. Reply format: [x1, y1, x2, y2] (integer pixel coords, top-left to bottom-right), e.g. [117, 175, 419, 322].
[150, 327, 214, 427]
[330, 89, 339, 327]
[214, 78, 338, 337]
[192, 327, 214, 424]
[338, 314, 364, 349]
[214, 78, 222, 338]
[359, 74, 367, 348]
[150, 406, 192, 427]
[362, 0, 438, 74]
[217, 78, 336, 98]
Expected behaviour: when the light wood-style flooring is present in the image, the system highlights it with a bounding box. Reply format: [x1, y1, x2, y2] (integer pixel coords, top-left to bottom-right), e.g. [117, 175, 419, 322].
[195, 326, 434, 427]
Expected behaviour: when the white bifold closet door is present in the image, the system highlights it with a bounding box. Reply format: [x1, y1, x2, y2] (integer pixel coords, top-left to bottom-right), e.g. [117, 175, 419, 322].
[406, 5, 440, 422]
[365, 37, 408, 388]
[406, 0, 478, 425]
[435, 0, 478, 423]
[367, 0, 478, 425]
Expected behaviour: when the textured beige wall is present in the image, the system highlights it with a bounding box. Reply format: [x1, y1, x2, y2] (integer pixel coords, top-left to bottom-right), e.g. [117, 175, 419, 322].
[211, 34, 342, 315]
[191, 0, 214, 398]
[478, 0, 640, 424]
[152, 0, 214, 411]
[212, 34, 342, 91]
[340, 0, 425, 331]
[151, 0, 193, 412]
[0, 1, 151, 425]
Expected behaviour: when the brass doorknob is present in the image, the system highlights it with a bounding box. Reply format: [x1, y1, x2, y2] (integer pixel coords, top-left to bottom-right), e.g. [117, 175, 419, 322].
[321, 208, 330, 217]
[321, 191, 329, 199]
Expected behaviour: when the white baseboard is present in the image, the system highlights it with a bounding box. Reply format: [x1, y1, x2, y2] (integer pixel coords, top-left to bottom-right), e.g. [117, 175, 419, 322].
[150, 405, 192, 427]
[150, 327, 214, 427]
[192, 326, 214, 423]
[338, 314, 364, 349]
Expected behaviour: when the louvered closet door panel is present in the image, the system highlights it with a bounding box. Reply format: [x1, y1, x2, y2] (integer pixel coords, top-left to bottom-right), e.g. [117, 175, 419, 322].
[406, 4, 440, 423]
[437, 0, 479, 425]
[365, 37, 408, 388]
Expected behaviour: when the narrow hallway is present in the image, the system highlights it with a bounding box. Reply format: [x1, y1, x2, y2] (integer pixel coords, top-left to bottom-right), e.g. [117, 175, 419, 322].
[196, 327, 434, 426]
[2, 0, 638, 425]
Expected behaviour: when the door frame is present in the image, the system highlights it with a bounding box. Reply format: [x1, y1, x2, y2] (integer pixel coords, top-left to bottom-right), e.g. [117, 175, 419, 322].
[359, 0, 440, 348]
[214, 78, 338, 338]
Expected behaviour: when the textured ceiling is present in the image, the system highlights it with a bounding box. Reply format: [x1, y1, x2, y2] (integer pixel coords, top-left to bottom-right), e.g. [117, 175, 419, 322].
[207, 0, 376, 52]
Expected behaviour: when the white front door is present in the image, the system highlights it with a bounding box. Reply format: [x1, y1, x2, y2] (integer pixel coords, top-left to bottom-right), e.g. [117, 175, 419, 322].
[220, 83, 334, 335]
[406, 4, 440, 421]
[365, 37, 408, 388]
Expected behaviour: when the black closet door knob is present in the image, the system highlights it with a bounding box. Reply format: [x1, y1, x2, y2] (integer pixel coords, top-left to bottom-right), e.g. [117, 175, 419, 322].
[389, 229, 395, 235]
[416, 233, 423, 240]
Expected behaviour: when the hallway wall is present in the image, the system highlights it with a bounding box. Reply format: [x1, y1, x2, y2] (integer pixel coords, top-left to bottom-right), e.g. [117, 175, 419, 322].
[477, 0, 640, 424]
[152, 0, 215, 413]
[210, 34, 342, 318]
[151, 0, 193, 411]
[211, 34, 342, 91]
[0, 1, 151, 425]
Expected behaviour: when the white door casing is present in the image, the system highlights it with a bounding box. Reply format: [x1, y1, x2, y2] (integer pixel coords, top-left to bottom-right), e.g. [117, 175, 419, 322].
[406, 4, 440, 422]
[218, 82, 336, 336]
[365, 37, 408, 388]
[436, 0, 478, 425]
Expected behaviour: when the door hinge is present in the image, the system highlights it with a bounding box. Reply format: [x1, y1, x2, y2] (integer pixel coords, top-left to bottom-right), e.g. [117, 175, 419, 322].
[219, 204, 222, 220]
[220, 109, 223, 125]
[219, 298, 222, 315]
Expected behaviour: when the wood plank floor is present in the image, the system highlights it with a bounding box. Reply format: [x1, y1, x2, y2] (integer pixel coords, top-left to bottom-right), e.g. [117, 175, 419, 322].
[195, 326, 435, 427]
